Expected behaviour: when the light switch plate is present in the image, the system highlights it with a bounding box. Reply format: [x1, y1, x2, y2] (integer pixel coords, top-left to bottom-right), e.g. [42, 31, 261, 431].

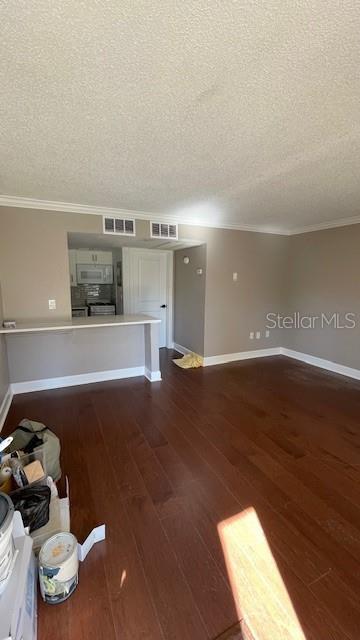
[256, 331, 261, 339]
[232, 272, 238, 281]
[249, 332, 254, 340]
[48, 299, 56, 310]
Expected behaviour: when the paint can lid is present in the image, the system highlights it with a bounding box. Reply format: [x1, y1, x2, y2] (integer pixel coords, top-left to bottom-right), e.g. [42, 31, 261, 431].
[39, 532, 78, 568]
[0, 492, 14, 535]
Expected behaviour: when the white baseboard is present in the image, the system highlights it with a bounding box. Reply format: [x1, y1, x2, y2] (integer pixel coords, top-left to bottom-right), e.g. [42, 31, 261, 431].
[6, 347, 360, 399]
[280, 348, 360, 381]
[203, 347, 281, 367]
[202, 345, 360, 381]
[172, 342, 193, 356]
[145, 368, 162, 382]
[11, 366, 146, 395]
[0, 387, 13, 431]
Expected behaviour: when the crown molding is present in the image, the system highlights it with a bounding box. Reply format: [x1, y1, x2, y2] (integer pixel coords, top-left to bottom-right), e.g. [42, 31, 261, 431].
[1, 194, 360, 236]
[288, 214, 360, 235]
[0, 194, 289, 235]
[0, 194, 159, 222]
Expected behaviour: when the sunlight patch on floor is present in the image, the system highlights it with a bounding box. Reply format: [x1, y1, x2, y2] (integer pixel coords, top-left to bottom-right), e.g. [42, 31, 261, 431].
[120, 569, 127, 588]
[218, 507, 306, 640]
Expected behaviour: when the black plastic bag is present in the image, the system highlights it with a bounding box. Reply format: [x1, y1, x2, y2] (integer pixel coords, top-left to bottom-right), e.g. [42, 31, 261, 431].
[11, 485, 51, 532]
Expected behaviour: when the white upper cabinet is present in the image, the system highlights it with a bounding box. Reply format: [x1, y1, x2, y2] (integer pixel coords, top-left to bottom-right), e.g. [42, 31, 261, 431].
[75, 250, 113, 265]
[94, 251, 113, 265]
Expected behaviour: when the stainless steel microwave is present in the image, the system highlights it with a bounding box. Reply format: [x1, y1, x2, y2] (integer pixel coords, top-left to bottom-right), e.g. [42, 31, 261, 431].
[76, 263, 113, 284]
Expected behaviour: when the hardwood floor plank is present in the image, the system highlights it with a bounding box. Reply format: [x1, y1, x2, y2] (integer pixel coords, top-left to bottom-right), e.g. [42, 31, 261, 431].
[4, 351, 360, 639]
[125, 492, 209, 640]
[43, 389, 117, 640]
[160, 508, 238, 638]
[214, 622, 246, 639]
[205, 408, 360, 592]
[274, 555, 350, 640]
[82, 389, 166, 640]
[127, 428, 182, 520]
[92, 384, 211, 639]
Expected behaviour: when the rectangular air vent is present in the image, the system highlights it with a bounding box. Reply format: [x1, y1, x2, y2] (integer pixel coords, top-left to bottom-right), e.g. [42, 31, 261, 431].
[103, 216, 136, 236]
[150, 221, 178, 240]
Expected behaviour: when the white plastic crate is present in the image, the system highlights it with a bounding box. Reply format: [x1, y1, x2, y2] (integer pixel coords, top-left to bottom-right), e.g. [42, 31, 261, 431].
[0, 512, 37, 640]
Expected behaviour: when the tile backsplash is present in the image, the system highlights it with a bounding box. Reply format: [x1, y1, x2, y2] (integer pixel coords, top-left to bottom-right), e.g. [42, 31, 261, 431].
[71, 284, 115, 306]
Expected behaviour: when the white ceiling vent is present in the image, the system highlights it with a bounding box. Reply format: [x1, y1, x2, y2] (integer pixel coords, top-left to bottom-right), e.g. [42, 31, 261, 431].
[150, 221, 178, 240]
[103, 216, 136, 236]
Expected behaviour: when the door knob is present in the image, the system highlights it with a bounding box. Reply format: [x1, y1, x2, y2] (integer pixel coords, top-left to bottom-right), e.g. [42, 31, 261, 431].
[160, 304, 167, 308]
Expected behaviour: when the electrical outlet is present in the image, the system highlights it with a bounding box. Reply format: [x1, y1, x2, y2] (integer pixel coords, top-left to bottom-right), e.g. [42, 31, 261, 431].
[48, 299, 56, 310]
[256, 331, 261, 339]
[249, 332, 254, 340]
[232, 272, 238, 282]
[265, 330, 270, 338]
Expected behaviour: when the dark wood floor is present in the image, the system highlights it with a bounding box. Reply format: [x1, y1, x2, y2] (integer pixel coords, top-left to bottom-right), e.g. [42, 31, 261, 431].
[4, 350, 360, 639]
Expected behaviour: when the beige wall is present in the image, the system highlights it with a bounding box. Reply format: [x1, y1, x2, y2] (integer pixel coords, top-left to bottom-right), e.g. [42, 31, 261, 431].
[0, 209, 287, 361]
[6, 325, 144, 383]
[174, 244, 206, 355]
[3, 206, 360, 372]
[0, 282, 9, 410]
[178, 225, 287, 357]
[283, 225, 360, 370]
[0, 207, 101, 321]
[204, 228, 286, 357]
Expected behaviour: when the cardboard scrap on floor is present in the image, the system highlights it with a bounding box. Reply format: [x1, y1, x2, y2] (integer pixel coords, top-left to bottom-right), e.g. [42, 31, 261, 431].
[173, 352, 203, 368]
[24, 460, 44, 484]
[78, 525, 106, 562]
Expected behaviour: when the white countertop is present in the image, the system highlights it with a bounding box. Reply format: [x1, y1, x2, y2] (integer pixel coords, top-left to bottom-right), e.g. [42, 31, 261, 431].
[0, 314, 160, 334]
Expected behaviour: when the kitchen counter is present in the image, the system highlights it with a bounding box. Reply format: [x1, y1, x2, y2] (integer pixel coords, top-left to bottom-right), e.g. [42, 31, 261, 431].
[0, 314, 160, 334]
[3, 314, 162, 392]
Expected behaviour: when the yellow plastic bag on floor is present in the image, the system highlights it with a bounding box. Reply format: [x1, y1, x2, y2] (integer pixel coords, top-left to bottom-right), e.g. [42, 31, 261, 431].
[173, 353, 203, 369]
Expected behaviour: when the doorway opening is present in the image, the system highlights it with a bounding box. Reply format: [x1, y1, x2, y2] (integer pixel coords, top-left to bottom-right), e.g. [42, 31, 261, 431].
[67, 228, 206, 353]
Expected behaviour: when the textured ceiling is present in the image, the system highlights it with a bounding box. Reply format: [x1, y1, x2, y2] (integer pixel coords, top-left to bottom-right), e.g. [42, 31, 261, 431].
[1, 1, 360, 233]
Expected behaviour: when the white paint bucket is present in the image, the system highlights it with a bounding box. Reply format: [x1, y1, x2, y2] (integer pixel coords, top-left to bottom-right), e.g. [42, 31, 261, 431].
[0, 492, 14, 594]
[39, 532, 79, 604]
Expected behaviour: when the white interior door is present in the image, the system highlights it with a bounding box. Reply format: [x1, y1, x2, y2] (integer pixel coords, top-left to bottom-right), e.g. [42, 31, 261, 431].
[123, 248, 169, 348]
